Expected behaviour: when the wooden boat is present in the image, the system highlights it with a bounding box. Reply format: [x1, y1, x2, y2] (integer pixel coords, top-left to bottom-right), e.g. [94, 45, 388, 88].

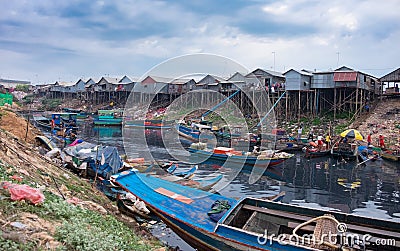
[62, 107, 82, 113]
[189, 144, 293, 167]
[93, 110, 123, 126]
[158, 173, 223, 191]
[176, 123, 215, 142]
[33, 115, 54, 130]
[35, 135, 57, 150]
[51, 113, 79, 132]
[113, 170, 400, 251]
[381, 149, 400, 162]
[331, 142, 358, 160]
[171, 165, 198, 179]
[275, 136, 307, 152]
[116, 198, 151, 220]
[357, 146, 383, 166]
[124, 119, 173, 129]
[146, 164, 220, 191]
[303, 146, 330, 158]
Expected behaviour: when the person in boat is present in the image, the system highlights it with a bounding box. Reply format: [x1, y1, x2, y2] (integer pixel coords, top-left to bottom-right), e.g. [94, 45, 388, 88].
[252, 146, 260, 156]
[297, 126, 303, 143]
[307, 127, 314, 141]
[325, 134, 331, 148]
[51, 119, 55, 130]
[317, 135, 324, 150]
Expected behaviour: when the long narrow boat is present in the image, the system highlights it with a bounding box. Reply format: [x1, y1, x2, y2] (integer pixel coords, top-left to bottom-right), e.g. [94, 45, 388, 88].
[176, 123, 215, 142]
[113, 170, 400, 251]
[357, 146, 383, 166]
[303, 146, 331, 158]
[35, 135, 56, 150]
[189, 144, 293, 167]
[33, 115, 54, 130]
[124, 119, 173, 129]
[146, 164, 221, 191]
[93, 110, 123, 126]
[331, 142, 358, 160]
[381, 149, 400, 162]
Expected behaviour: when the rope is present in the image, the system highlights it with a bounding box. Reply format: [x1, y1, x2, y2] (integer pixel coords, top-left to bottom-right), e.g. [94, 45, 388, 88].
[292, 214, 341, 250]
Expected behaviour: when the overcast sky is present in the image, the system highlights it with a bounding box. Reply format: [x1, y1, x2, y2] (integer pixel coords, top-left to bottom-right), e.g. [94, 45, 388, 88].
[1, 0, 399, 83]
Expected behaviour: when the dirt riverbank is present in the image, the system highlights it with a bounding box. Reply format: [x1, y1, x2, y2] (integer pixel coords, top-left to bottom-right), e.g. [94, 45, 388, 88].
[0, 107, 165, 250]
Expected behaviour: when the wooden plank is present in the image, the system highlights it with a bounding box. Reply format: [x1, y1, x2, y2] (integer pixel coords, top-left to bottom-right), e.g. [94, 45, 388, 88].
[242, 211, 258, 230]
[154, 187, 193, 204]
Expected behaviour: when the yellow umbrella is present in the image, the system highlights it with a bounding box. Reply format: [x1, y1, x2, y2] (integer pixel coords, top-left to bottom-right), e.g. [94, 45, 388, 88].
[340, 129, 364, 140]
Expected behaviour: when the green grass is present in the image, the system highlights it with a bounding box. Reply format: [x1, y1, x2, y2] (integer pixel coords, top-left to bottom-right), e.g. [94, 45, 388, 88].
[0, 163, 161, 251]
[0, 237, 36, 251]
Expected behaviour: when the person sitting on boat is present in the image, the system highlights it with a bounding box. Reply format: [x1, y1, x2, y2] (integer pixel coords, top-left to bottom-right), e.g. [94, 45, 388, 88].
[297, 126, 303, 143]
[307, 128, 314, 141]
[317, 135, 324, 150]
[252, 146, 260, 156]
[325, 134, 331, 148]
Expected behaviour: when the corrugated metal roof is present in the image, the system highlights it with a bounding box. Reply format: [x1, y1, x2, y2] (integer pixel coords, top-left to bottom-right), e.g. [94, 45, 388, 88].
[100, 77, 120, 84]
[380, 68, 400, 82]
[145, 76, 174, 83]
[333, 72, 358, 82]
[283, 69, 313, 76]
[247, 68, 285, 78]
[57, 81, 75, 87]
[170, 78, 194, 85]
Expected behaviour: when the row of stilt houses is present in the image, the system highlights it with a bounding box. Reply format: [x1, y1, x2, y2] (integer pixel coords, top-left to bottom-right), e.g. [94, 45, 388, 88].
[34, 66, 400, 122]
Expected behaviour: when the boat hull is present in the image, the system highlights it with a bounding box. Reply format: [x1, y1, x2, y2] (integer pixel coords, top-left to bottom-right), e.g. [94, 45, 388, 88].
[188, 148, 288, 167]
[93, 118, 122, 126]
[381, 151, 400, 162]
[304, 147, 330, 158]
[114, 171, 310, 251]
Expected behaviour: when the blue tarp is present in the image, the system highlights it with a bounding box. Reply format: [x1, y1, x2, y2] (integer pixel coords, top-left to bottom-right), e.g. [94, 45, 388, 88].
[64, 142, 123, 179]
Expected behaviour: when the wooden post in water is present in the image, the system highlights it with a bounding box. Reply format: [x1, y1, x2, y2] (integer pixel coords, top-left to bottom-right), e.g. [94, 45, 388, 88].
[334, 86, 337, 120]
[314, 89, 317, 117]
[285, 91, 288, 122]
[298, 91, 301, 123]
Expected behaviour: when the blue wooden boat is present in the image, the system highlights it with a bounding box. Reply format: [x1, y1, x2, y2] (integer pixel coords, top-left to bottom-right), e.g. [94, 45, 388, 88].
[33, 115, 54, 130]
[170, 165, 198, 179]
[357, 146, 383, 166]
[176, 123, 215, 142]
[145, 163, 220, 191]
[188, 144, 293, 167]
[114, 170, 400, 251]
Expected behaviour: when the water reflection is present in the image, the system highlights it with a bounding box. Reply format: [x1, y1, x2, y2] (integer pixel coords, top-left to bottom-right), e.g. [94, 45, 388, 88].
[78, 124, 400, 223]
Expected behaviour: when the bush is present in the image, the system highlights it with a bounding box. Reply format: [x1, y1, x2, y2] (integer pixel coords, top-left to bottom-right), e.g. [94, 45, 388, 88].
[15, 85, 30, 93]
[41, 99, 61, 110]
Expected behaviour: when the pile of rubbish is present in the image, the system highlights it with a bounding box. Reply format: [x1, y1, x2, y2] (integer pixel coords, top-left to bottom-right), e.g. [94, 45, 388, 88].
[357, 99, 400, 148]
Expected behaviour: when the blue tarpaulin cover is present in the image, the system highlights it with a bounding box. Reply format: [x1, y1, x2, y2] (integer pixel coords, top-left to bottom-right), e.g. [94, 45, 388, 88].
[64, 142, 123, 179]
